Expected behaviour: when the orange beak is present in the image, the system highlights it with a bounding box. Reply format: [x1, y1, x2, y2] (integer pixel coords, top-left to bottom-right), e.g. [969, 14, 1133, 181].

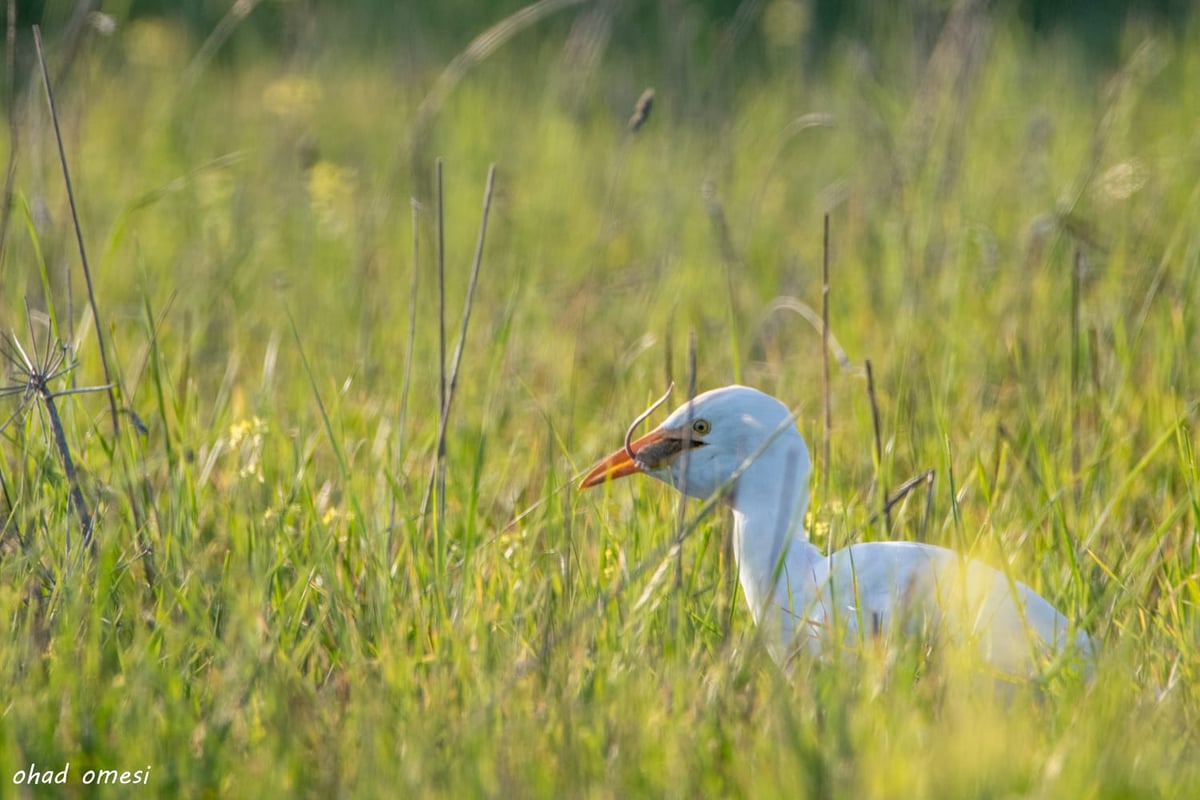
[579, 428, 695, 489]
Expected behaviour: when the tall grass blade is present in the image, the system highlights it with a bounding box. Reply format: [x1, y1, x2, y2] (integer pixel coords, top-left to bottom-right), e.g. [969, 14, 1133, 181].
[32, 25, 120, 436]
[420, 165, 497, 531]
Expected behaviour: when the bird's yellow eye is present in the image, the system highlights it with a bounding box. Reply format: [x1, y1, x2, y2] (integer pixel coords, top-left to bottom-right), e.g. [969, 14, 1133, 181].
[691, 418, 711, 436]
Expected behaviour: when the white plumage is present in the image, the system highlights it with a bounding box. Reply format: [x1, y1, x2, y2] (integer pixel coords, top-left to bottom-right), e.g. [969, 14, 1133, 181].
[580, 384, 1094, 676]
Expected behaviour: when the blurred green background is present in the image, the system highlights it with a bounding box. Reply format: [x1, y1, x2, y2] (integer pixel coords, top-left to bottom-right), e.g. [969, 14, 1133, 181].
[1, 1, 1198, 797]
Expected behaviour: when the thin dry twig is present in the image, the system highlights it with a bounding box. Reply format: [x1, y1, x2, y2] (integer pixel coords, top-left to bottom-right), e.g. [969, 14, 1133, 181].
[32, 25, 120, 436]
[920, 469, 936, 542]
[862, 469, 936, 533]
[865, 359, 889, 535]
[442, 165, 497, 429]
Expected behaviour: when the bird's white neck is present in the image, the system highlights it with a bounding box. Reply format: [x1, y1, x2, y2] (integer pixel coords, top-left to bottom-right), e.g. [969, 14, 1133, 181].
[726, 438, 824, 628]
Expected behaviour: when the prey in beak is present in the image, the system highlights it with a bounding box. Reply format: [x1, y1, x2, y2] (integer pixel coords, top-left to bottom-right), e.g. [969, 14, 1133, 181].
[578, 428, 700, 488]
[578, 384, 706, 489]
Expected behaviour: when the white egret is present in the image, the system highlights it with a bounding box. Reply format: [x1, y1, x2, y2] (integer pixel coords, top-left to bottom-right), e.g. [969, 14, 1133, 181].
[580, 385, 1094, 676]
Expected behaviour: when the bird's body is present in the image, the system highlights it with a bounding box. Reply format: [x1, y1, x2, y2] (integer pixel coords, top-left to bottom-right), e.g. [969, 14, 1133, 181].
[580, 384, 1093, 676]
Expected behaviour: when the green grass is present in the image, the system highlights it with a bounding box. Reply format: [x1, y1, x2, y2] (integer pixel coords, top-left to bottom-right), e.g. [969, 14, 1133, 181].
[1, 8, 1198, 797]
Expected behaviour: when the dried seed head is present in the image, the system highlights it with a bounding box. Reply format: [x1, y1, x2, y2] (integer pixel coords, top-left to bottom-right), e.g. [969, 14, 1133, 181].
[628, 88, 654, 133]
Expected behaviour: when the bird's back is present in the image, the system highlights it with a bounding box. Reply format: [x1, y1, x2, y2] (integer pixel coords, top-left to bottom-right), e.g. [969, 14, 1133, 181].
[771, 540, 1093, 677]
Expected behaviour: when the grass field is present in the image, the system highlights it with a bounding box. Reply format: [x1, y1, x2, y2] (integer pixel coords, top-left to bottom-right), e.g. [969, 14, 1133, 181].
[1, 4, 1198, 797]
